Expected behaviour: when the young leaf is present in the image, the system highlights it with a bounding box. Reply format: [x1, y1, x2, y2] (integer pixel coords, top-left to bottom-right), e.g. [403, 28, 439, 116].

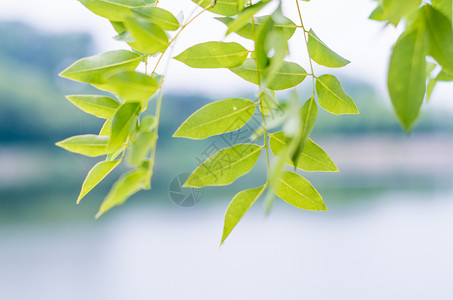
[56, 134, 110, 157]
[99, 119, 112, 136]
[184, 144, 262, 187]
[128, 131, 155, 167]
[422, 5, 453, 74]
[230, 59, 307, 90]
[225, 1, 269, 36]
[216, 15, 297, 41]
[291, 97, 317, 166]
[174, 42, 249, 68]
[132, 6, 180, 31]
[274, 171, 327, 211]
[59, 50, 142, 84]
[307, 29, 350, 68]
[173, 98, 256, 139]
[100, 71, 159, 104]
[192, 0, 243, 16]
[65, 95, 119, 119]
[96, 168, 148, 218]
[316, 74, 359, 115]
[221, 185, 266, 245]
[79, 0, 152, 22]
[269, 132, 338, 172]
[388, 25, 427, 132]
[382, 0, 421, 26]
[124, 17, 169, 55]
[108, 102, 141, 151]
[77, 160, 121, 204]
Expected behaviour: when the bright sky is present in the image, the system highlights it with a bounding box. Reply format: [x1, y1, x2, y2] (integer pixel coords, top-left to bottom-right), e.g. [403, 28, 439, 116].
[1, 0, 452, 110]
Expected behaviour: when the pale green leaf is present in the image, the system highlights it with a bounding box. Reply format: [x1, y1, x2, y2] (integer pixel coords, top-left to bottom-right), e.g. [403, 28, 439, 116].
[388, 25, 427, 132]
[77, 160, 121, 204]
[132, 6, 180, 31]
[216, 15, 297, 40]
[173, 98, 256, 139]
[125, 17, 169, 55]
[79, 0, 153, 21]
[291, 97, 317, 166]
[66, 95, 119, 119]
[184, 144, 262, 187]
[316, 74, 359, 115]
[225, 1, 269, 36]
[307, 29, 350, 68]
[59, 50, 142, 84]
[99, 71, 159, 105]
[99, 119, 112, 136]
[174, 42, 248, 68]
[108, 102, 141, 151]
[128, 131, 155, 166]
[382, 0, 421, 26]
[221, 185, 266, 245]
[274, 171, 327, 211]
[96, 168, 148, 218]
[192, 0, 243, 16]
[230, 58, 307, 90]
[56, 134, 110, 157]
[269, 132, 338, 172]
[423, 5, 453, 74]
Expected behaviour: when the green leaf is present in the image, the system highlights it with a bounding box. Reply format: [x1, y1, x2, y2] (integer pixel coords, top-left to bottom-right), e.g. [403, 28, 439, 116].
[59, 50, 142, 84]
[184, 144, 262, 187]
[100, 71, 159, 104]
[79, 0, 153, 21]
[56, 134, 110, 157]
[216, 15, 297, 40]
[96, 168, 148, 218]
[65, 95, 119, 119]
[173, 98, 255, 139]
[260, 89, 279, 115]
[382, 0, 421, 26]
[128, 131, 155, 166]
[422, 5, 453, 74]
[432, 0, 453, 23]
[230, 58, 307, 90]
[291, 97, 317, 166]
[307, 29, 350, 68]
[124, 17, 169, 55]
[225, 1, 269, 36]
[108, 102, 141, 151]
[132, 6, 180, 31]
[174, 42, 248, 68]
[221, 185, 266, 245]
[192, 0, 244, 16]
[369, 4, 387, 21]
[77, 160, 121, 204]
[138, 115, 155, 131]
[316, 74, 359, 115]
[436, 69, 453, 81]
[269, 132, 338, 172]
[388, 25, 427, 132]
[274, 171, 327, 211]
[99, 119, 112, 136]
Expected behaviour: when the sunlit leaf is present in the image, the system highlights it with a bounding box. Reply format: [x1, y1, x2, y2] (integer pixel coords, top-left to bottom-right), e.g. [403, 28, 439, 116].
[388, 23, 427, 132]
[59, 50, 142, 84]
[184, 144, 262, 187]
[174, 42, 249, 68]
[173, 98, 256, 139]
[269, 132, 338, 172]
[308, 29, 350, 68]
[77, 160, 121, 204]
[96, 168, 148, 218]
[192, 0, 244, 16]
[221, 185, 266, 245]
[382, 0, 421, 26]
[274, 171, 327, 211]
[56, 134, 110, 157]
[230, 58, 307, 90]
[79, 0, 154, 22]
[66, 95, 119, 119]
[316, 74, 359, 115]
[108, 102, 141, 151]
[132, 6, 180, 31]
[225, 1, 269, 36]
[432, 0, 453, 23]
[291, 97, 317, 166]
[128, 131, 155, 166]
[124, 17, 169, 55]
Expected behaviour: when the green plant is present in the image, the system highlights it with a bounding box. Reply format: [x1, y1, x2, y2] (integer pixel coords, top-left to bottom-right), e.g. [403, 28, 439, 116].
[57, 0, 452, 244]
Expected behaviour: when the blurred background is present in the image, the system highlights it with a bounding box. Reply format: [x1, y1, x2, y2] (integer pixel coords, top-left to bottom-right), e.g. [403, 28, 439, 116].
[1, 0, 453, 299]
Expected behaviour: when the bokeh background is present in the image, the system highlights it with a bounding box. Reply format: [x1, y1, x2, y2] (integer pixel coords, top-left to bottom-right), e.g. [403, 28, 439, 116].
[1, 0, 453, 299]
